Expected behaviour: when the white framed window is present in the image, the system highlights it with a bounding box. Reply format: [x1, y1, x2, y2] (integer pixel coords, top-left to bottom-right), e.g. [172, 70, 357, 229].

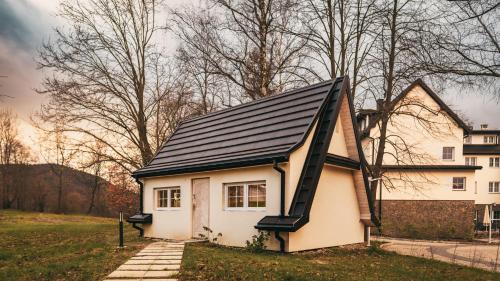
[442, 147, 455, 161]
[452, 177, 466, 191]
[155, 187, 181, 209]
[465, 157, 477, 166]
[490, 157, 500, 167]
[489, 182, 500, 193]
[484, 136, 496, 144]
[224, 181, 266, 210]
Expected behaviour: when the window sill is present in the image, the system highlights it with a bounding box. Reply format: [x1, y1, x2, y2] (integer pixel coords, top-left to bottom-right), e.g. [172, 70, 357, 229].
[452, 189, 466, 191]
[156, 208, 182, 211]
[224, 208, 266, 212]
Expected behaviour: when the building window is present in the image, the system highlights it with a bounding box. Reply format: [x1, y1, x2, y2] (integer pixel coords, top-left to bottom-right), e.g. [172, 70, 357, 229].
[452, 177, 466, 191]
[484, 136, 496, 144]
[464, 136, 472, 144]
[465, 157, 477, 166]
[494, 211, 500, 220]
[490, 157, 500, 167]
[156, 187, 181, 209]
[226, 184, 244, 208]
[225, 181, 266, 210]
[442, 147, 455, 161]
[489, 182, 500, 193]
[248, 183, 266, 207]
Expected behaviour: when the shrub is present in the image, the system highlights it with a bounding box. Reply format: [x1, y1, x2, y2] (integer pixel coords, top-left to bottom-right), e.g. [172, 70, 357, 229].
[367, 244, 386, 256]
[198, 226, 222, 245]
[245, 230, 270, 252]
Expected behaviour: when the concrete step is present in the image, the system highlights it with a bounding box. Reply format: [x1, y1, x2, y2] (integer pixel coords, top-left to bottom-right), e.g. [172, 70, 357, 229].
[131, 256, 182, 260]
[104, 279, 177, 281]
[117, 264, 180, 271]
[124, 260, 181, 265]
[107, 270, 178, 278]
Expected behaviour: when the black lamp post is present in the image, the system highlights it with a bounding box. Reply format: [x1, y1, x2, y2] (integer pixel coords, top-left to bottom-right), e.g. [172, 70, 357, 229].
[119, 211, 124, 248]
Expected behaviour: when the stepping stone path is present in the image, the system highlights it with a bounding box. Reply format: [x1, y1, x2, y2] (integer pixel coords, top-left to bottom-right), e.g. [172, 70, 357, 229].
[104, 241, 184, 281]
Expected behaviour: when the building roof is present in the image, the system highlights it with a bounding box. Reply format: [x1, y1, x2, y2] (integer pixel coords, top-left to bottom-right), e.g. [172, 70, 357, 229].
[133, 80, 335, 178]
[471, 130, 500, 135]
[463, 144, 500, 155]
[359, 79, 471, 138]
[379, 165, 482, 171]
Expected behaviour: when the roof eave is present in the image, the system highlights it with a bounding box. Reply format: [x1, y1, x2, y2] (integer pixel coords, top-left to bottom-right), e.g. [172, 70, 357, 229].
[132, 154, 289, 179]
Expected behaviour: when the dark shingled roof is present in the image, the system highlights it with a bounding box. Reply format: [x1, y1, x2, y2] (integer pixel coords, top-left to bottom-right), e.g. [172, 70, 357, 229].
[463, 144, 500, 155]
[133, 80, 336, 178]
[471, 130, 500, 135]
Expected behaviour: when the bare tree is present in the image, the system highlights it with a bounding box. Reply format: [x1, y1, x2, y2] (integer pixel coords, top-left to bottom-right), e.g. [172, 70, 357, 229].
[0, 109, 32, 208]
[36, 0, 192, 170]
[301, 0, 377, 98]
[360, 0, 446, 200]
[172, 0, 311, 102]
[176, 40, 227, 113]
[414, 0, 499, 95]
[77, 140, 106, 214]
[38, 122, 76, 213]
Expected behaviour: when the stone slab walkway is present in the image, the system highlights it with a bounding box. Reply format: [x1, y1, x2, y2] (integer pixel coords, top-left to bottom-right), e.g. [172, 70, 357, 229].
[104, 241, 184, 281]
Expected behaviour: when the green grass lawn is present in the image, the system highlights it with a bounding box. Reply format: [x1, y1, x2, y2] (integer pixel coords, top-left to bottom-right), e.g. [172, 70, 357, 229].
[180, 242, 500, 281]
[0, 210, 147, 281]
[2, 210, 499, 281]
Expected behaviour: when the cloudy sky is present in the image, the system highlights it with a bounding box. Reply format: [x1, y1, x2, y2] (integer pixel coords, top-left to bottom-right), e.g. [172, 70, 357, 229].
[0, 0, 498, 150]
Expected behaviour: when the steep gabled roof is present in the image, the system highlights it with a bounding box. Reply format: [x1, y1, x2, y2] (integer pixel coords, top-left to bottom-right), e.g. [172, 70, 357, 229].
[133, 80, 335, 178]
[359, 79, 471, 138]
[256, 77, 378, 232]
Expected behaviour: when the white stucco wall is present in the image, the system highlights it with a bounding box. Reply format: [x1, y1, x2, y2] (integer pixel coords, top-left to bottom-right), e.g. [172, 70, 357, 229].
[467, 133, 500, 205]
[288, 166, 364, 251]
[464, 155, 500, 205]
[377, 170, 477, 200]
[329, 118, 349, 157]
[142, 165, 282, 248]
[362, 86, 466, 166]
[361, 84, 499, 205]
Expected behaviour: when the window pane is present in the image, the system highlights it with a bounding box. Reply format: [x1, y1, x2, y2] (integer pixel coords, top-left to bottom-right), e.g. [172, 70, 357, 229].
[170, 188, 181, 207]
[158, 190, 168, 208]
[495, 158, 499, 167]
[490, 182, 494, 193]
[248, 183, 266, 208]
[227, 185, 244, 208]
[443, 147, 454, 160]
[452, 177, 464, 190]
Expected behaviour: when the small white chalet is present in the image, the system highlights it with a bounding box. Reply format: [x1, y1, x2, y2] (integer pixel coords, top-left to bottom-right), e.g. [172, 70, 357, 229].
[128, 77, 377, 252]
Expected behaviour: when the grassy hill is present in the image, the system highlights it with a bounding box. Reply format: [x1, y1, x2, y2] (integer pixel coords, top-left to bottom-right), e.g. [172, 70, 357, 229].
[0, 210, 146, 281]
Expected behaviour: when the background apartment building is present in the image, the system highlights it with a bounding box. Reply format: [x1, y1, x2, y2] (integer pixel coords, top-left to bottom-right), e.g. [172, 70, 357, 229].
[358, 79, 500, 239]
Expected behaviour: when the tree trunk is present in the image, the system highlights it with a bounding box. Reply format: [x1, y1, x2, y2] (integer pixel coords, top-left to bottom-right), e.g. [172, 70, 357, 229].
[56, 169, 63, 213]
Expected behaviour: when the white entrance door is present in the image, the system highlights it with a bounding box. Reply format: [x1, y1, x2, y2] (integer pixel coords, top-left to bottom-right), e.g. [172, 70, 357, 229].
[192, 178, 210, 238]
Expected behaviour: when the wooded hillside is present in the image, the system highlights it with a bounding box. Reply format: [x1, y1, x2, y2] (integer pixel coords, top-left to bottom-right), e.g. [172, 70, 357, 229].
[0, 164, 138, 217]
